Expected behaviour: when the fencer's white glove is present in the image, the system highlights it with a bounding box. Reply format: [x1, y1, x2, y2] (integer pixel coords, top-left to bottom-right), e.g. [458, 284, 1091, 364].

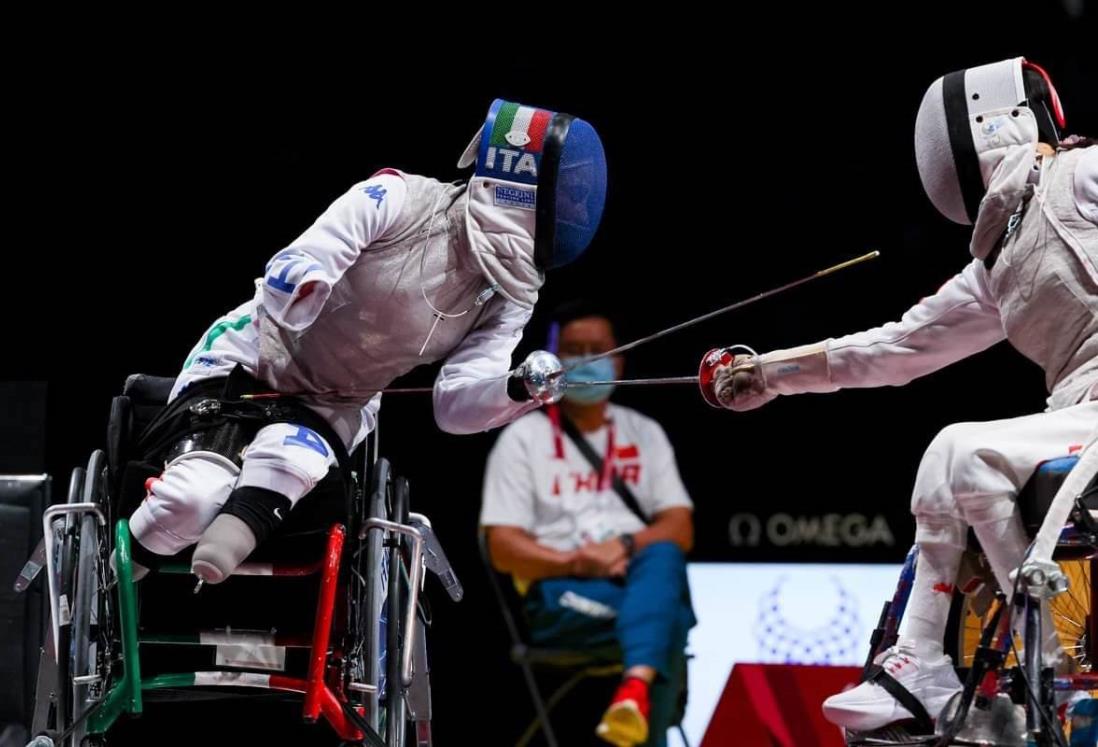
[710, 342, 835, 411]
[713, 355, 775, 411]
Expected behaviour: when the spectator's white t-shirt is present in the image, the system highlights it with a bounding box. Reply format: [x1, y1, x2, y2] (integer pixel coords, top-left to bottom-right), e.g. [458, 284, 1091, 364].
[480, 404, 692, 551]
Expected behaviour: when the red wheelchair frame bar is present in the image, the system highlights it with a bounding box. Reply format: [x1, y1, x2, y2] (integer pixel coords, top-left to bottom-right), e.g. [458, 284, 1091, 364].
[125, 523, 365, 742]
[304, 524, 357, 734]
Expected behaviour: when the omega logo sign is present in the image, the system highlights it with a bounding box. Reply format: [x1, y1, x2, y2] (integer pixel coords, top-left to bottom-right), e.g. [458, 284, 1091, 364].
[729, 513, 896, 548]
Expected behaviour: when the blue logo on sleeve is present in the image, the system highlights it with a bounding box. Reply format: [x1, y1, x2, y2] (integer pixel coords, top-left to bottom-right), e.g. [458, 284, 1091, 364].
[362, 184, 387, 208]
[283, 426, 330, 457]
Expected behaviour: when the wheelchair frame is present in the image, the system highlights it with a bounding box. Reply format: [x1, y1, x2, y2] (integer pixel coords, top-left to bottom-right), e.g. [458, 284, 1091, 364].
[23, 378, 456, 747]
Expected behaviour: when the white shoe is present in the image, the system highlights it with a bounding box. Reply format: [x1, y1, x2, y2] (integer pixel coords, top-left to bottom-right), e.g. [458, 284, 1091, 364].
[822, 646, 961, 732]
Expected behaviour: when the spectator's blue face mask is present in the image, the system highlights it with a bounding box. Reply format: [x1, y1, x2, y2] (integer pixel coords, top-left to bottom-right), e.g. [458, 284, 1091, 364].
[560, 357, 616, 405]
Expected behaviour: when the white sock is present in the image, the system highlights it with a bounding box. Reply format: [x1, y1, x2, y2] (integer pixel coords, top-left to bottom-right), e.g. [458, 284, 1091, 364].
[898, 542, 964, 661]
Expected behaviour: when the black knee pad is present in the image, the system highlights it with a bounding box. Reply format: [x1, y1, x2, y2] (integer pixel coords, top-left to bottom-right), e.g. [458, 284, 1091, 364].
[220, 486, 292, 545]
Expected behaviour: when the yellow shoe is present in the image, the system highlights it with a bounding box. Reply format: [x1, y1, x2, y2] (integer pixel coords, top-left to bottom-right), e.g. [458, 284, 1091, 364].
[596, 677, 650, 746]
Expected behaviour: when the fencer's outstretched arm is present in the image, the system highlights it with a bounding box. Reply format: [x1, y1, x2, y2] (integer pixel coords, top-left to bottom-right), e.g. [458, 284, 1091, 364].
[717, 260, 1008, 409]
[260, 172, 408, 332]
[432, 300, 540, 434]
[824, 259, 1007, 388]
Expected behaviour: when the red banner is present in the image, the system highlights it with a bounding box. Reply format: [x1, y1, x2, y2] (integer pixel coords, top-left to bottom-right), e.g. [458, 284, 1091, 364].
[701, 664, 861, 747]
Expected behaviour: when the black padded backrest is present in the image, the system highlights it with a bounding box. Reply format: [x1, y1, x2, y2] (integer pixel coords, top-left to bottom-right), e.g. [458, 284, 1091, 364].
[109, 374, 176, 515]
[122, 374, 176, 406]
[118, 374, 178, 458]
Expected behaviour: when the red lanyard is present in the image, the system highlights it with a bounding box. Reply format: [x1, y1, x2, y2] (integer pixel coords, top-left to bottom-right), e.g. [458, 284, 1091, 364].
[548, 404, 616, 490]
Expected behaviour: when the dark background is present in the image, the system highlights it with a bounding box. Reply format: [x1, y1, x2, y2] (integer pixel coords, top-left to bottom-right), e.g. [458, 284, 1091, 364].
[2, 5, 1095, 743]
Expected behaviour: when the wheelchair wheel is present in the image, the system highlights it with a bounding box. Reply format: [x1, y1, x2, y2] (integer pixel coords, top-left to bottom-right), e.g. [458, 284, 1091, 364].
[1051, 558, 1094, 673]
[54, 451, 112, 747]
[350, 456, 425, 746]
[953, 558, 1095, 678]
[349, 457, 390, 735]
[54, 465, 85, 745]
[384, 475, 410, 747]
[70, 451, 110, 745]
